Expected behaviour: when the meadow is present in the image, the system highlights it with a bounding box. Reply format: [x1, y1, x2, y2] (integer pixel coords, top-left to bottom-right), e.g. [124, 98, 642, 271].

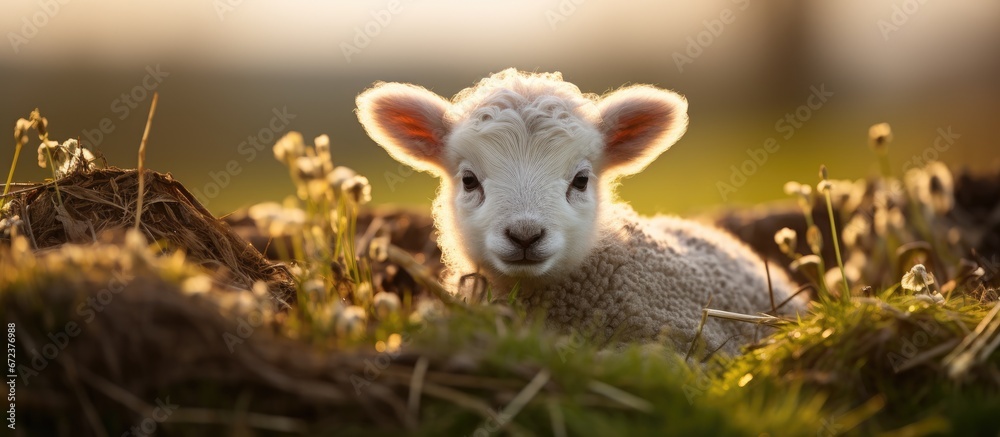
[1, 109, 999, 436]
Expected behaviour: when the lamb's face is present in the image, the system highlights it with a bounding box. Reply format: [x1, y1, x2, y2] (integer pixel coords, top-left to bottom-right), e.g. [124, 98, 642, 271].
[356, 69, 689, 283]
[443, 99, 604, 277]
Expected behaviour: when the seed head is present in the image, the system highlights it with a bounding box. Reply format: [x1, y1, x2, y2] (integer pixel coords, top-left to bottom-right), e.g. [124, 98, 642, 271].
[774, 227, 798, 258]
[784, 181, 812, 198]
[925, 161, 954, 215]
[342, 175, 372, 206]
[336, 305, 368, 339]
[373, 292, 401, 320]
[273, 132, 305, 164]
[868, 122, 893, 152]
[29, 109, 47, 139]
[14, 118, 32, 145]
[901, 264, 935, 294]
[368, 235, 390, 262]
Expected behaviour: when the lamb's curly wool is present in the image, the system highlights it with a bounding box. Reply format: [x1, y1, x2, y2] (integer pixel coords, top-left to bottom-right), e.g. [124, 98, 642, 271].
[519, 205, 802, 356]
[355, 68, 806, 357]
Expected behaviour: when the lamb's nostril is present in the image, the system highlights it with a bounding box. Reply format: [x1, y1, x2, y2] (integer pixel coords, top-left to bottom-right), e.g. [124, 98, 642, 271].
[505, 228, 545, 249]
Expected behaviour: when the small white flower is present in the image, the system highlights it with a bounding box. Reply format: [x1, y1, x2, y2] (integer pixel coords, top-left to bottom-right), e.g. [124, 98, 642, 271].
[14, 118, 32, 144]
[314, 134, 330, 154]
[268, 208, 307, 237]
[925, 161, 954, 216]
[328, 166, 357, 195]
[868, 123, 893, 152]
[341, 175, 372, 206]
[182, 275, 214, 295]
[336, 305, 368, 339]
[901, 264, 935, 294]
[314, 134, 333, 174]
[373, 292, 401, 320]
[409, 299, 444, 324]
[783, 181, 812, 199]
[251, 281, 270, 298]
[368, 235, 390, 262]
[354, 282, 373, 305]
[841, 215, 870, 248]
[273, 132, 305, 164]
[36, 139, 92, 177]
[248, 202, 284, 232]
[774, 227, 797, 258]
[0, 215, 23, 239]
[37, 139, 60, 168]
[302, 279, 326, 300]
[247, 202, 306, 236]
[295, 156, 325, 181]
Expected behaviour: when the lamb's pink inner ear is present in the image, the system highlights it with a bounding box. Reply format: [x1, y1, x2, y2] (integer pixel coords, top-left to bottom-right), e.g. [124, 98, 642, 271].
[605, 110, 667, 164]
[356, 83, 451, 173]
[378, 107, 444, 157]
[599, 87, 688, 176]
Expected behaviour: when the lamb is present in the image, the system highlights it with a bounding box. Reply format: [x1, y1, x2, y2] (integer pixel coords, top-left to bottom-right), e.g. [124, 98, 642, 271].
[355, 69, 807, 356]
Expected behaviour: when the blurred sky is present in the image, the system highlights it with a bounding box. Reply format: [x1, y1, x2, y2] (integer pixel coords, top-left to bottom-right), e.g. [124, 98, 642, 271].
[2, 0, 999, 215]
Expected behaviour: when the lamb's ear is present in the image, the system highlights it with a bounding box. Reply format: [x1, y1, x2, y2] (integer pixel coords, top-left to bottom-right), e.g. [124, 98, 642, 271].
[356, 82, 451, 175]
[597, 86, 688, 177]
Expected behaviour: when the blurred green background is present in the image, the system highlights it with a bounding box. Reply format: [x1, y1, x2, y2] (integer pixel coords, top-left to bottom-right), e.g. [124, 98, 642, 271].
[2, 0, 998, 216]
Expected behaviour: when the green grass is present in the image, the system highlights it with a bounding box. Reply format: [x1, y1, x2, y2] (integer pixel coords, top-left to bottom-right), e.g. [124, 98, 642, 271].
[2, 120, 999, 435]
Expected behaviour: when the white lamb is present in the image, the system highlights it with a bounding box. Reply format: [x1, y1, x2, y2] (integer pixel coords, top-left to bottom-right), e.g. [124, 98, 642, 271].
[356, 69, 806, 356]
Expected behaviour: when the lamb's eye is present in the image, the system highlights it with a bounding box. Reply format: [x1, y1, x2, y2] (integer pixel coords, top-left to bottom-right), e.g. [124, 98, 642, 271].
[462, 173, 481, 192]
[571, 173, 589, 191]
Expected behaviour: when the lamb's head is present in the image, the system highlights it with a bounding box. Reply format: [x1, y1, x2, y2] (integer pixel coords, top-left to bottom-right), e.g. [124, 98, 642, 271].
[356, 69, 688, 280]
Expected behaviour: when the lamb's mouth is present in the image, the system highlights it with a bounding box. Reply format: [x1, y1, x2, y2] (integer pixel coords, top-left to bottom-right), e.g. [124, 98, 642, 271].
[495, 251, 551, 274]
[505, 258, 544, 266]
[498, 250, 549, 265]
[497, 258, 552, 278]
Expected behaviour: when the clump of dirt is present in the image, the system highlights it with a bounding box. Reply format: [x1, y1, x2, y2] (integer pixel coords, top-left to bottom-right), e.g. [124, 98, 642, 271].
[2, 242, 423, 435]
[1, 167, 296, 305]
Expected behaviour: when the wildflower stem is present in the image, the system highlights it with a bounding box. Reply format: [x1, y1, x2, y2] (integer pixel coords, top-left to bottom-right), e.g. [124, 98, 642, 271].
[41, 137, 64, 208]
[1, 141, 23, 211]
[824, 190, 850, 302]
[876, 150, 893, 181]
[800, 205, 830, 299]
[134, 92, 158, 230]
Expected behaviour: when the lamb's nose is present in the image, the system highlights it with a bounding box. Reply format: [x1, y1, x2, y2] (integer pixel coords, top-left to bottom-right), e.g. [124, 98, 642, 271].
[505, 227, 545, 250]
